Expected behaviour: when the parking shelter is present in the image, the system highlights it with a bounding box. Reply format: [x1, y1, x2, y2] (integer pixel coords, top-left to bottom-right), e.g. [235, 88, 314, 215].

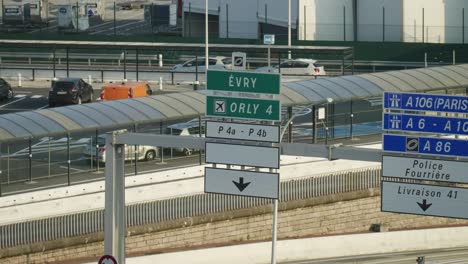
[0, 63, 468, 196]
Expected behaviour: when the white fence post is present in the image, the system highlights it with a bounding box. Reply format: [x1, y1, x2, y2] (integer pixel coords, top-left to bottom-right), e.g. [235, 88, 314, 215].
[18, 73, 22, 87]
[159, 77, 163, 90]
[158, 54, 163, 67]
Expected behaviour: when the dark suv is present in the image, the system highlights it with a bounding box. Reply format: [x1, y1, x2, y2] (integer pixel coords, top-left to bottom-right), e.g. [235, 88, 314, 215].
[49, 78, 94, 107]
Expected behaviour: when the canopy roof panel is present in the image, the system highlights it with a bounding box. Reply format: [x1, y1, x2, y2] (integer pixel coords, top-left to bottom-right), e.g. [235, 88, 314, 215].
[0, 64, 466, 142]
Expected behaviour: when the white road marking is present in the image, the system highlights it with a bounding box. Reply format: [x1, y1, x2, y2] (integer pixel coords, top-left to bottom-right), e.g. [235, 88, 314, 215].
[37, 104, 49, 110]
[14, 91, 32, 94]
[31, 95, 43, 99]
[14, 94, 27, 98]
[59, 166, 86, 172]
[0, 97, 26, 108]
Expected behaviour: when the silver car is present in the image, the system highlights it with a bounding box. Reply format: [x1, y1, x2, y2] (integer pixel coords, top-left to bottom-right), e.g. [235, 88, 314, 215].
[171, 56, 232, 72]
[83, 135, 158, 163]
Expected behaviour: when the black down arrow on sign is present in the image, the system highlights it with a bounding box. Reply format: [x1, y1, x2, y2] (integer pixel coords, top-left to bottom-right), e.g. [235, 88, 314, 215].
[232, 177, 251, 192]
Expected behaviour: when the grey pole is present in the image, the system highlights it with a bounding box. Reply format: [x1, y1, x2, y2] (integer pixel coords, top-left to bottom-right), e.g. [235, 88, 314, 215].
[67, 133, 70, 185]
[198, 116, 202, 165]
[226, 4, 229, 38]
[422, 8, 425, 43]
[343, 6, 346, 41]
[136, 49, 139, 81]
[104, 132, 126, 264]
[271, 198, 278, 264]
[66, 47, 69, 78]
[205, 0, 208, 70]
[28, 138, 32, 183]
[287, 0, 291, 59]
[123, 50, 127, 80]
[287, 107, 292, 143]
[76, 1, 79, 32]
[463, 8, 465, 44]
[188, 3, 191, 38]
[303, 5, 306, 40]
[382, 7, 385, 42]
[113, 2, 116, 36]
[134, 124, 138, 175]
[195, 54, 199, 90]
[53, 47, 56, 78]
[312, 105, 317, 144]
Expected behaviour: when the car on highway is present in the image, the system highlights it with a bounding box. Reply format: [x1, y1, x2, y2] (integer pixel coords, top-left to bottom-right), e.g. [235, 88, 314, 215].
[255, 59, 326, 76]
[166, 121, 204, 156]
[49, 78, 94, 107]
[0, 78, 13, 100]
[83, 134, 159, 163]
[170, 56, 232, 72]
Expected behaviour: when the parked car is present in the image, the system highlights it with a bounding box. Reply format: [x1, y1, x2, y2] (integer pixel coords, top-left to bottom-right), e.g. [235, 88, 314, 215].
[255, 59, 326, 76]
[170, 56, 232, 72]
[166, 121, 205, 156]
[99, 81, 152, 101]
[49, 78, 94, 107]
[83, 134, 159, 163]
[0, 78, 13, 100]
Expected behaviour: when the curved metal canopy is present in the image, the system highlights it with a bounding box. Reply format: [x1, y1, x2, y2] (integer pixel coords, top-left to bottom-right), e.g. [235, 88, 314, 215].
[1, 64, 467, 142]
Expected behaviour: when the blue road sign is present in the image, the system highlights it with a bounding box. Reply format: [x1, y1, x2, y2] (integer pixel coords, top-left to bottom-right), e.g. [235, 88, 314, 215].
[383, 113, 468, 136]
[384, 92, 468, 114]
[383, 134, 468, 158]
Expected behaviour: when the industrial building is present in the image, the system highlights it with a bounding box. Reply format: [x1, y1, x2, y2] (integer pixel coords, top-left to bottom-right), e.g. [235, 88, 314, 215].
[182, 0, 468, 43]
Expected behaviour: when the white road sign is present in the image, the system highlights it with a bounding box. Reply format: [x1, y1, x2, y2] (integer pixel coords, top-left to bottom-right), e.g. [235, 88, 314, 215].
[381, 181, 468, 219]
[382, 156, 468, 184]
[232, 52, 247, 71]
[206, 121, 280, 143]
[205, 167, 279, 199]
[205, 142, 279, 168]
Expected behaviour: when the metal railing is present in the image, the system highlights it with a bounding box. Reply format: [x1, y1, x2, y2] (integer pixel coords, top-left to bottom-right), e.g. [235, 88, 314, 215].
[0, 166, 380, 249]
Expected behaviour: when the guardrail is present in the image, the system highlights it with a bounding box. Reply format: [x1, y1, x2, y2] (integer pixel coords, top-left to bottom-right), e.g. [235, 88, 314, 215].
[0, 166, 380, 249]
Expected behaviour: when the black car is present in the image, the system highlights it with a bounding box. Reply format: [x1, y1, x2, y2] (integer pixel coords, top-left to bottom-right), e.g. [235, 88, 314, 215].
[0, 78, 13, 100]
[48, 78, 94, 107]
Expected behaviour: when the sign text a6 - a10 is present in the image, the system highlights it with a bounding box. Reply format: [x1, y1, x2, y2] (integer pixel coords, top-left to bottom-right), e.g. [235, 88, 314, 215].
[207, 70, 280, 95]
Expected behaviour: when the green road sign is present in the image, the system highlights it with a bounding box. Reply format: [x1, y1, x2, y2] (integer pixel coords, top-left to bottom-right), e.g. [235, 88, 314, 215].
[206, 96, 280, 121]
[207, 70, 280, 95]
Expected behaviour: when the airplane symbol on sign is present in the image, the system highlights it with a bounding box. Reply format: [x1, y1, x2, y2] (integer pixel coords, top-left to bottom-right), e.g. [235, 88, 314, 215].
[214, 100, 226, 114]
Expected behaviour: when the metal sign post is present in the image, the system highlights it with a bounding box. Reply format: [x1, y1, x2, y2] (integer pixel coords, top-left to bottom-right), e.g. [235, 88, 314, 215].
[263, 34, 275, 67]
[104, 132, 126, 264]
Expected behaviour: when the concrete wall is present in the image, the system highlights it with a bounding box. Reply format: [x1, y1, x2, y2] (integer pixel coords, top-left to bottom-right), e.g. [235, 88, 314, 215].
[3, 190, 468, 263]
